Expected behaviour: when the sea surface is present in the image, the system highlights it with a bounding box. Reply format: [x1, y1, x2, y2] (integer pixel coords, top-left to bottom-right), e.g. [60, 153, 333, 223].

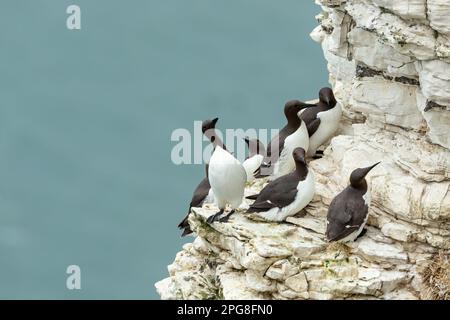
[0, 0, 328, 298]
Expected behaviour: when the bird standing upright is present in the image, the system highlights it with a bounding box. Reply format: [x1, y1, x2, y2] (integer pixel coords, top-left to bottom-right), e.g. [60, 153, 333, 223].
[177, 164, 214, 237]
[242, 137, 265, 182]
[262, 100, 312, 179]
[299, 87, 342, 158]
[326, 162, 380, 243]
[202, 118, 247, 224]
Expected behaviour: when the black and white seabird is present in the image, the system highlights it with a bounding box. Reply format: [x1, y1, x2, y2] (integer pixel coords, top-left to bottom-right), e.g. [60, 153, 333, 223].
[326, 162, 380, 243]
[263, 100, 311, 179]
[178, 164, 214, 237]
[299, 87, 342, 158]
[242, 137, 265, 182]
[203, 118, 247, 224]
[246, 147, 315, 221]
[202, 117, 227, 151]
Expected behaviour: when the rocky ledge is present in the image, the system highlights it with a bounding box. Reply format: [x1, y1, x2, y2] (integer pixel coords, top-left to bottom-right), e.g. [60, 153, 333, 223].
[156, 0, 450, 300]
[155, 170, 447, 300]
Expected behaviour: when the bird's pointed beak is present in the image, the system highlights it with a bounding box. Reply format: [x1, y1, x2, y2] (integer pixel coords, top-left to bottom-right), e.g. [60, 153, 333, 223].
[361, 162, 380, 177]
[296, 103, 314, 111]
[212, 117, 219, 125]
[300, 105, 310, 110]
[369, 161, 381, 170]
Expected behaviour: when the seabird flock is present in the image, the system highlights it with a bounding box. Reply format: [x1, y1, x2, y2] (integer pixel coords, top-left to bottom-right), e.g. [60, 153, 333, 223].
[178, 87, 380, 243]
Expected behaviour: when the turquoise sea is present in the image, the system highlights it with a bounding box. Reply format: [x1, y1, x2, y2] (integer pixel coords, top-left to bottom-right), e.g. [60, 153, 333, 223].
[0, 0, 328, 298]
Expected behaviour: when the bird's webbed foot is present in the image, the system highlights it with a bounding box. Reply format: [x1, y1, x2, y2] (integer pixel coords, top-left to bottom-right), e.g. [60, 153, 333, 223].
[207, 209, 225, 224]
[218, 210, 235, 223]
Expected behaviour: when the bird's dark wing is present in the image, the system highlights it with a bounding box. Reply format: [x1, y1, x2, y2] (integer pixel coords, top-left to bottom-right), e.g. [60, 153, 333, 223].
[306, 118, 321, 137]
[189, 178, 210, 208]
[178, 178, 210, 230]
[299, 104, 319, 125]
[347, 196, 369, 227]
[256, 161, 273, 177]
[266, 134, 284, 158]
[252, 166, 261, 178]
[266, 124, 293, 158]
[247, 174, 298, 213]
[178, 214, 189, 230]
[178, 212, 193, 236]
[326, 188, 368, 242]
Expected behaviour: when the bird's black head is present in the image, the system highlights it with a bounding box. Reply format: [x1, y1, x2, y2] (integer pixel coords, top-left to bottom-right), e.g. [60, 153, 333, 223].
[202, 117, 226, 149]
[293, 147, 306, 164]
[318, 87, 337, 108]
[284, 100, 310, 123]
[293, 147, 308, 179]
[350, 162, 380, 189]
[202, 117, 219, 134]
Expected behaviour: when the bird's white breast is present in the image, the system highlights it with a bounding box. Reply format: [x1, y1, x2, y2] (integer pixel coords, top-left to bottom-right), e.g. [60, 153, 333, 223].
[242, 154, 264, 182]
[258, 170, 315, 221]
[204, 188, 215, 204]
[208, 146, 246, 209]
[363, 189, 371, 206]
[272, 120, 309, 179]
[307, 104, 342, 157]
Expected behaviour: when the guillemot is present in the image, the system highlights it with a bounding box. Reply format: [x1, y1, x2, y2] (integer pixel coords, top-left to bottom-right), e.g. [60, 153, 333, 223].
[299, 87, 342, 158]
[201, 117, 226, 151]
[326, 162, 380, 243]
[203, 118, 247, 224]
[242, 137, 265, 182]
[262, 100, 311, 179]
[177, 164, 214, 237]
[246, 147, 315, 221]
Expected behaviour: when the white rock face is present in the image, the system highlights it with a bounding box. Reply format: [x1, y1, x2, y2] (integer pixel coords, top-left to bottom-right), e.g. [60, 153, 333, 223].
[428, 0, 450, 35]
[156, 0, 450, 300]
[416, 60, 450, 106]
[372, 0, 426, 21]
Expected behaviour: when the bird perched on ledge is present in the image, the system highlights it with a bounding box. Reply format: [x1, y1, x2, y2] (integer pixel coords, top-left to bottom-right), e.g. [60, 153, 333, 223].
[246, 147, 315, 221]
[299, 87, 342, 158]
[262, 100, 312, 179]
[203, 118, 247, 224]
[177, 164, 214, 237]
[242, 137, 265, 182]
[326, 162, 380, 243]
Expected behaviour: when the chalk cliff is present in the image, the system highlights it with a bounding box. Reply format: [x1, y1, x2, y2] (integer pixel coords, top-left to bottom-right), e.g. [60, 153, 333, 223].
[156, 0, 450, 300]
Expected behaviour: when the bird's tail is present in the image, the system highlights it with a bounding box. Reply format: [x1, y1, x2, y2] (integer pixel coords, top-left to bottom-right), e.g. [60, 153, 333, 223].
[178, 212, 194, 237]
[177, 207, 192, 229]
[254, 172, 270, 178]
[177, 214, 189, 229]
[255, 159, 272, 177]
[181, 226, 193, 237]
[246, 206, 259, 214]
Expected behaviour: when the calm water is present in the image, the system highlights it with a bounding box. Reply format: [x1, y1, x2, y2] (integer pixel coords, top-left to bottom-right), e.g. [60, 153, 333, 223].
[0, 0, 327, 299]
